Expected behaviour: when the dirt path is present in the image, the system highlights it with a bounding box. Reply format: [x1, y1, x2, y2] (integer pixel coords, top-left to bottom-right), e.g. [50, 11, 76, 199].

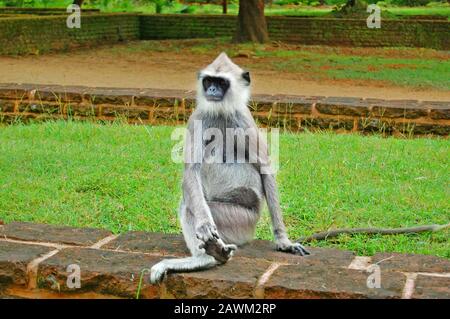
[1, 48, 449, 101]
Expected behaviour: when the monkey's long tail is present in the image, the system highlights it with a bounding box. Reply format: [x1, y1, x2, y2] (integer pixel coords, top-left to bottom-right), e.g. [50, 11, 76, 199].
[297, 223, 450, 243]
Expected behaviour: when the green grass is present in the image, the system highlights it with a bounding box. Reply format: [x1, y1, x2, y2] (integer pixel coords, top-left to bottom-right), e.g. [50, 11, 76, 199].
[387, 6, 450, 18]
[1, 1, 448, 18]
[0, 121, 448, 258]
[253, 49, 450, 90]
[113, 39, 450, 90]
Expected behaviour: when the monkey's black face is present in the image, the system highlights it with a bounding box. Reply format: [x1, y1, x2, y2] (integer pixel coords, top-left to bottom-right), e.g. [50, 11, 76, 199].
[202, 76, 230, 102]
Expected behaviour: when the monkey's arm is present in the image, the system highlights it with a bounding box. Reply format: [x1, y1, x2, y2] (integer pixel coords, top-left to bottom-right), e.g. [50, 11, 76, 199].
[261, 174, 308, 255]
[241, 119, 308, 255]
[182, 117, 220, 241]
[182, 163, 214, 225]
[261, 173, 289, 241]
[182, 119, 236, 260]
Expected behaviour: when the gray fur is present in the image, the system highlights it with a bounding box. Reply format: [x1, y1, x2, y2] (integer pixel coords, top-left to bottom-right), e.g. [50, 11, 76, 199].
[150, 53, 308, 284]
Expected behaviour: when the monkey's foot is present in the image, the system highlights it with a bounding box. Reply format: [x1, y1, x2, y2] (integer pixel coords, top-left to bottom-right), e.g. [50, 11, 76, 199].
[150, 260, 168, 284]
[200, 238, 237, 264]
[276, 240, 310, 256]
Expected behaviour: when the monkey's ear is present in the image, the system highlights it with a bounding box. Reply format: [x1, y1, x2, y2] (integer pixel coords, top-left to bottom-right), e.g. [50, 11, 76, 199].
[242, 71, 251, 84]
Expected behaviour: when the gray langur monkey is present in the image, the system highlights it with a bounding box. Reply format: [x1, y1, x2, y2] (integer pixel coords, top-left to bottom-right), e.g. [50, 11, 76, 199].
[150, 52, 309, 284]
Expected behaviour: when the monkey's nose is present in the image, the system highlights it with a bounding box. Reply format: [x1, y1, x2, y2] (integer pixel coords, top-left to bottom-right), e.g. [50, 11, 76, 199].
[207, 86, 218, 95]
[206, 85, 223, 101]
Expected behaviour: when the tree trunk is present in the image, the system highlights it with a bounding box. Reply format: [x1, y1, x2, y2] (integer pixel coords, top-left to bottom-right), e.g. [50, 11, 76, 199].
[222, 0, 227, 14]
[233, 0, 269, 43]
[73, 0, 84, 7]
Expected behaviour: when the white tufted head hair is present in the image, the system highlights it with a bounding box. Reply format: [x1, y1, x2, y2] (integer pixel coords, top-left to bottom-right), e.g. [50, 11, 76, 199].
[196, 52, 251, 117]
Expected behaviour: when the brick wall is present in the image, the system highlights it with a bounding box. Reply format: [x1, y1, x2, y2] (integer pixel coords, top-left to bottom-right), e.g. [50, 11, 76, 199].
[0, 84, 448, 136]
[140, 14, 235, 39]
[0, 221, 449, 299]
[139, 15, 450, 50]
[0, 13, 448, 55]
[0, 13, 140, 55]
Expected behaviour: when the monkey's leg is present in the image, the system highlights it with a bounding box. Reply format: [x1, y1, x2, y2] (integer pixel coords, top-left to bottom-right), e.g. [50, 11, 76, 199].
[149, 202, 234, 284]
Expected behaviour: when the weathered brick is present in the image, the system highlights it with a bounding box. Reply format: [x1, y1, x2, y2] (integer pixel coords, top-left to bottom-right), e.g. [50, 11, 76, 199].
[255, 113, 300, 129]
[238, 240, 355, 267]
[153, 107, 180, 120]
[101, 105, 150, 119]
[358, 118, 395, 134]
[164, 257, 270, 299]
[316, 97, 369, 116]
[37, 247, 162, 298]
[249, 98, 275, 112]
[0, 222, 112, 246]
[67, 103, 99, 117]
[372, 252, 450, 273]
[275, 100, 312, 115]
[17, 102, 61, 114]
[34, 87, 84, 103]
[0, 99, 15, 112]
[0, 85, 30, 100]
[264, 264, 405, 299]
[369, 100, 427, 119]
[252, 95, 314, 114]
[421, 101, 449, 120]
[0, 241, 53, 288]
[84, 88, 137, 105]
[412, 275, 450, 299]
[304, 117, 354, 130]
[134, 89, 190, 107]
[183, 97, 196, 110]
[395, 122, 450, 135]
[104, 231, 189, 256]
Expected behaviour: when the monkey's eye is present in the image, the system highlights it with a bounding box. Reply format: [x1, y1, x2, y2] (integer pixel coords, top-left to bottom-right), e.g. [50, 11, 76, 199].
[219, 78, 226, 87]
[203, 77, 212, 89]
[242, 71, 251, 84]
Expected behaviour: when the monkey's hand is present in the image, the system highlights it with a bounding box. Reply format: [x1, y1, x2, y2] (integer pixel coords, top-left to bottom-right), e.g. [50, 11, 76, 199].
[196, 220, 220, 243]
[200, 238, 237, 264]
[196, 221, 237, 263]
[276, 238, 310, 256]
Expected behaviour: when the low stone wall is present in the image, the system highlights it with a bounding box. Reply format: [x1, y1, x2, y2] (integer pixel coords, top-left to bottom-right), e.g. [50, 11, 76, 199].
[140, 14, 450, 50]
[0, 13, 448, 55]
[0, 13, 140, 55]
[0, 83, 448, 136]
[0, 221, 448, 299]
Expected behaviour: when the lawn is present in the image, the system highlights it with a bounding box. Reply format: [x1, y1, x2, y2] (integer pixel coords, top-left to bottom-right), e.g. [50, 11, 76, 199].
[0, 121, 448, 258]
[116, 39, 450, 90]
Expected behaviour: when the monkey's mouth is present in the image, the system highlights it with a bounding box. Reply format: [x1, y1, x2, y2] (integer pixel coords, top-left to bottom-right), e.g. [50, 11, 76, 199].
[205, 95, 224, 102]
